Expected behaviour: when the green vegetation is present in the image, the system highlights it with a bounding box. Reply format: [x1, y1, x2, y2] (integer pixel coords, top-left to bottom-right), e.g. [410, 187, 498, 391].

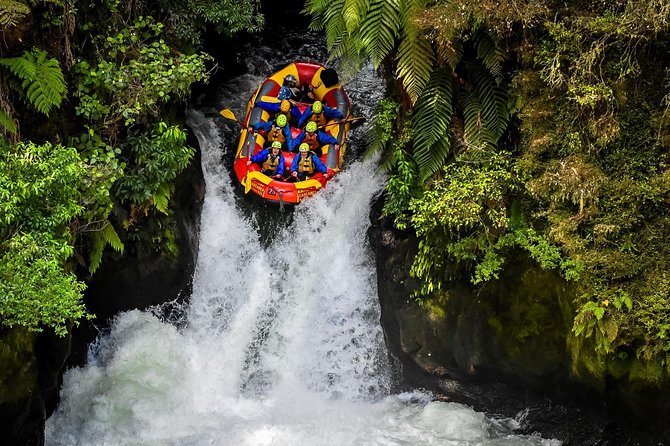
[0, 0, 263, 335]
[308, 0, 670, 386]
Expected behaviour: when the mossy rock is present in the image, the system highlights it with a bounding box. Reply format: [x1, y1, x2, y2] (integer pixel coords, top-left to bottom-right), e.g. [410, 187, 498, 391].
[0, 328, 38, 403]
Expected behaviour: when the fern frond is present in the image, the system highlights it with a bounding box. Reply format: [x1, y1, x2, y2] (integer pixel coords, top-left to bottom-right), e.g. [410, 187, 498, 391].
[88, 231, 105, 274]
[0, 0, 30, 28]
[343, 0, 370, 31]
[0, 49, 66, 116]
[411, 66, 453, 179]
[474, 30, 506, 82]
[435, 36, 463, 70]
[101, 221, 124, 253]
[0, 51, 37, 80]
[153, 183, 174, 215]
[360, 0, 401, 68]
[0, 110, 17, 134]
[469, 62, 510, 137]
[396, 0, 434, 104]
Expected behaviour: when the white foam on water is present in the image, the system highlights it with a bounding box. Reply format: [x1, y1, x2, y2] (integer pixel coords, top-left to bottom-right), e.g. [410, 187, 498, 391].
[46, 72, 561, 446]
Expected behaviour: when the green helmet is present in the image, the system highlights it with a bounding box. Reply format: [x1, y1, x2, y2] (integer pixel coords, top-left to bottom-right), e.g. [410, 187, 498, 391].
[312, 101, 323, 114]
[299, 143, 310, 152]
[276, 114, 287, 127]
[271, 141, 282, 150]
[306, 121, 317, 133]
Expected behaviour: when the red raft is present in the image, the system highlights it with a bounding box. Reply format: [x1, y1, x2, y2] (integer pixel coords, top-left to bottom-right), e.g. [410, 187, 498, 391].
[231, 62, 351, 205]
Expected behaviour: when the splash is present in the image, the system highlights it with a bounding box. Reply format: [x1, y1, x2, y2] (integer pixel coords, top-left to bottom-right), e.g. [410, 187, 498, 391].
[46, 61, 560, 446]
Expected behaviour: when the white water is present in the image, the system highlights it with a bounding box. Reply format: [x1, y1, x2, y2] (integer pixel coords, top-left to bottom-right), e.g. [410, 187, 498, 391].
[46, 71, 560, 446]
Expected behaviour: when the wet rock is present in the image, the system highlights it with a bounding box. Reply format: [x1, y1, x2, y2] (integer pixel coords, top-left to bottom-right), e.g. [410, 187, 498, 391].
[368, 195, 669, 445]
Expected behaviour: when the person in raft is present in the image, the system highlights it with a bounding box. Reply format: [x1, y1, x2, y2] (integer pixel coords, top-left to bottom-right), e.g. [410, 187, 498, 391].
[248, 114, 292, 148]
[247, 140, 285, 179]
[291, 121, 339, 157]
[297, 100, 344, 128]
[278, 74, 299, 100]
[291, 143, 328, 181]
[255, 98, 302, 126]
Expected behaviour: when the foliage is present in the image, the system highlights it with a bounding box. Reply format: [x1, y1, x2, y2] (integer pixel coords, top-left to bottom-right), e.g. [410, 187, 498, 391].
[156, 0, 264, 46]
[0, 141, 88, 335]
[74, 17, 211, 130]
[116, 122, 193, 206]
[310, 0, 670, 383]
[0, 49, 67, 116]
[0, 0, 259, 337]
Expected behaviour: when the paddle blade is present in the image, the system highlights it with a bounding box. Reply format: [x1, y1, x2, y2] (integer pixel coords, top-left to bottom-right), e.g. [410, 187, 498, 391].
[244, 176, 252, 194]
[220, 109, 238, 121]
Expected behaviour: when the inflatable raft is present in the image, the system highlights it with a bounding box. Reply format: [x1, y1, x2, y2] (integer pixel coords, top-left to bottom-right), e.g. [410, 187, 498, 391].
[232, 62, 351, 205]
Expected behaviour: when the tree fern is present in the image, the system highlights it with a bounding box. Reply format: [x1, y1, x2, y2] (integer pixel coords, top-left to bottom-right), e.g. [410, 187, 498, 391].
[474, 30, 506, 82]
[461, 61, 510, 150]
[396, 0, 434, 104]
[411, 66, 453, 179]
[0, 0, 30, 28]
[0, 49, 66, 116]
[360, 0, 401, 68]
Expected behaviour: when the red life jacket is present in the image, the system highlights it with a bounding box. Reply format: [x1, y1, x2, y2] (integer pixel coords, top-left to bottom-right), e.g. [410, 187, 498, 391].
[303, 131, 319, 150]
[267, 125, 286, 143]
[307, 111, 327, 127]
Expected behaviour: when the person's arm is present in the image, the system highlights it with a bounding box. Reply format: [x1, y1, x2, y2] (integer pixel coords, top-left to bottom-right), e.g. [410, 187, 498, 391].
[297, 107, 312, 128]
[256, 100, 280, 113]
[250, 121, 271, 133]
[248, 149, 267, 164]
[324, 106, 344, 120]
[291, 155, 300, 176]
[312, 155, 327, 174]
[277, 155, 285, 176]
[318, 131, 339, 146]
[290, 131, 305, 152]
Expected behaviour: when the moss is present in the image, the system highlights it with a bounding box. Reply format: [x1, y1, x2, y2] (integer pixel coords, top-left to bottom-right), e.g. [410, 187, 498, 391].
[0, 329, 38, 403]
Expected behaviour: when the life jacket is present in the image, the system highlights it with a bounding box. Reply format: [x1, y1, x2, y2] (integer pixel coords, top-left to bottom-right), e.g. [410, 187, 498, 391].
[298, 153, 315, 174]
[267, 125, 286, 143]
[303, 131, 320, 151]
[307, 111, 327, 127]
[262, 152, 281, 173]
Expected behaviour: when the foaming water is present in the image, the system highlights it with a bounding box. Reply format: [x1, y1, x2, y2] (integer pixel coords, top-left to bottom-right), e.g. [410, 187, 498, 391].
[46, 51, 560, 445]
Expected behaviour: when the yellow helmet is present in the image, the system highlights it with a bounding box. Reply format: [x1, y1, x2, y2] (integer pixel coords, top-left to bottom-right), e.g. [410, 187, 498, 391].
[276, 114, 287, 127]
[312, 101, 323, 114]
[280, 100, 291, 114]
[271, 141, 282, 150]
[299, 143, 309, 152]
[306, 121, 317, 133]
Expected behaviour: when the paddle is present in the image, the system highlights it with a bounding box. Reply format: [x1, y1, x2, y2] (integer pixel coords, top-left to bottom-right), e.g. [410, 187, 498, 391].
[319, 116, 366, 129]
[219, 108, 245, 128]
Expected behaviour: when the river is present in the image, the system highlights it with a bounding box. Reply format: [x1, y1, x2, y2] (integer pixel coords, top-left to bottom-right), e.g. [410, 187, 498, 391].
[45, 28, 561, 446]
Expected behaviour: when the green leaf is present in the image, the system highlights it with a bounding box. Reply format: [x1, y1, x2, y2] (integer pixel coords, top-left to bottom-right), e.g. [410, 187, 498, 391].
[411, 66, 453, 179]
[101, 221, 124, 253]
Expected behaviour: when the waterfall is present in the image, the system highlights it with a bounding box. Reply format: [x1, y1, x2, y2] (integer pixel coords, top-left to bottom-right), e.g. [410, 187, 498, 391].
[45, 66, 560, 446]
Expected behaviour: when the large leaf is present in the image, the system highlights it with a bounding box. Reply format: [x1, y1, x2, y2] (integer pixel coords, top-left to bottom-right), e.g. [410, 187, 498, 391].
[396, 0, 434, 104]
[0, 49, 66, 116]
[411, 66, 454, 179]
[360, 0, 401, 68]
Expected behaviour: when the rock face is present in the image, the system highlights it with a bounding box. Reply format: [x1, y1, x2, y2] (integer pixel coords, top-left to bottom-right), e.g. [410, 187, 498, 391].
[368, 197, 669, 445]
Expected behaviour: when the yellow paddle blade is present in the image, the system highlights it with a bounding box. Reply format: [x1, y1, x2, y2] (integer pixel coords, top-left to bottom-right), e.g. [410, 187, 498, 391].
[220, 109, 238, 121]
[244, 176, 252, 194]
